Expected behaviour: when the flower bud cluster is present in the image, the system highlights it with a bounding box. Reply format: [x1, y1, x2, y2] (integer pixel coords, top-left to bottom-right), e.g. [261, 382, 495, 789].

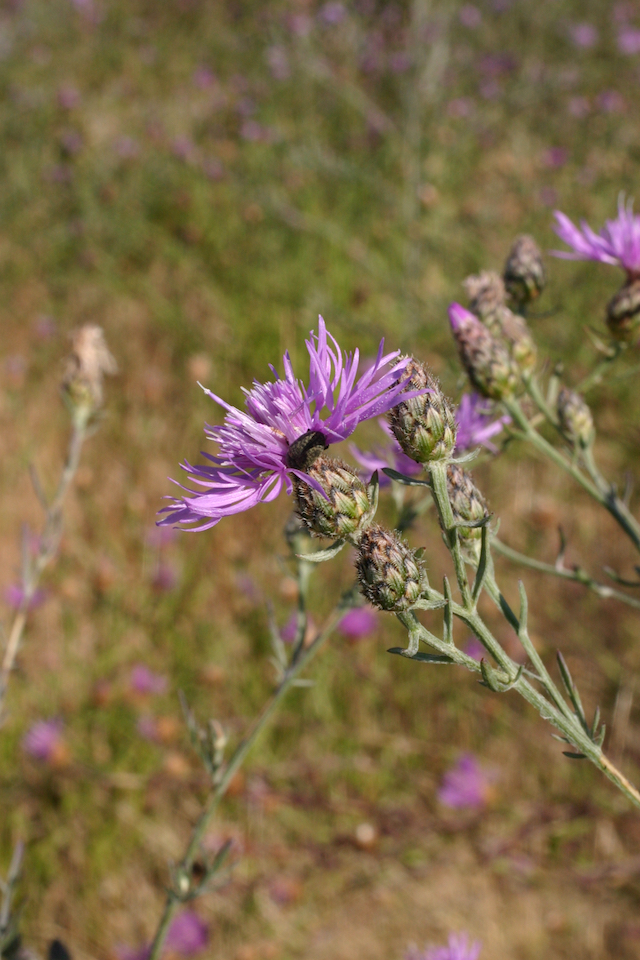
[446, 464, 489, 562]
[449, 303, 520, 402]
[355, 523, 427, 611]
[463, 271, 536, 374]
[503, 234, 546, 309]
[556, 387, 594, 449]
[388, 358, 457, 464]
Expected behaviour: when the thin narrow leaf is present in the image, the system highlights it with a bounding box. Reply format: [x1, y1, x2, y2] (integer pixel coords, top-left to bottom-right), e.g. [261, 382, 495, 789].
[382, 467, 431, 487]
[387, 647, 454, 664]
[297, 539, 346, 562]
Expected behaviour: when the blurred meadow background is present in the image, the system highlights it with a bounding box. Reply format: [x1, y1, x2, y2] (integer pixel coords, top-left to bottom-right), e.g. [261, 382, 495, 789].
[2, 0, 640, 957]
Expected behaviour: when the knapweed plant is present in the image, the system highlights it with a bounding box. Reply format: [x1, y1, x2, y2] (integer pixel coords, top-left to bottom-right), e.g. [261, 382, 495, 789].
[148, 203, 640, 957]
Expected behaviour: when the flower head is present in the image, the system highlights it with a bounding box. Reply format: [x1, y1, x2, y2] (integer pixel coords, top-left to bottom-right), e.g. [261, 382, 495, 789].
[406, 933, 481, 960]
[338, 606, 378, 639]
[438, 753, 492, 809]
[130, 664, 168, 696]
[553, 197, 640, 277]
[160, 318, 417, 530]
[22, 719, 69, 767]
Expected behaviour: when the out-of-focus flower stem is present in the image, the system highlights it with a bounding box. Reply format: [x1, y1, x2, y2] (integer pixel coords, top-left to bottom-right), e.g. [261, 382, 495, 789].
[492, 538, 640, 610]
[428, 461, 472, 608]
[147, 590, 355, 960]
[575, 340, 626, 394]
[0, 418, 88, 719]
[502, 396, 640, 553]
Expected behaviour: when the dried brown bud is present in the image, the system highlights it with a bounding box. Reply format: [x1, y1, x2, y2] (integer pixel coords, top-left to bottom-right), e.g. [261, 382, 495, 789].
[503, 234, 545, 308]
[557, 388, 594, 449]
[606, 278, 640, 342]
[62, 325, 117, 419]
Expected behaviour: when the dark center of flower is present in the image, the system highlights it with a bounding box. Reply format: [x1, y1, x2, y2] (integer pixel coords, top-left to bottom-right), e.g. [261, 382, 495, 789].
[285, 430, 329, 471]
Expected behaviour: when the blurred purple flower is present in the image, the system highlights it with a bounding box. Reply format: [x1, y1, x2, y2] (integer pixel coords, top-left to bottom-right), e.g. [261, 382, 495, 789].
[539, 186, 558, 208]
[456, 393, 509, 453]
[567, 23, 598, 49]
[159, 318, 420, 531]
[152, 560, 179, 592]
[567, 96, 590, 118]
[166, 912, 209, 956]
[114, 136, 140, 159]
[478, 52, 517, 78]
[192, 66, 215, 89]
[202, 157, 225, 180]
[266, 46, 290, 81]
[171, 137, 196, 162]
[463, 636, 485, 660]
[147, 525, 178, 549]
[406, 933, 482, 960]
[543, 147, 568, 169]
[280, 612, 298, 644]
[350, 418, 423, 486]
[288, 13, 312, 36]
[388, 51, 413, 74]
[57, 84, 80, 109]
[136, 715, 160, 742]
[438, 754, 491, 809]
[618, 26, 640, 54]
[23, 719, 65, 764]
[60, 130, 83, 156]
[319, 2, 346, 25]
[338, 607, 378, 639]
[596, 90, 624, 113]
[5, 584, 46, 610]
[130, 665, 168, 696]
[240, 120, 271, 142]
[44, 164, 73, 184]
[479, 80, 502, 100]
[33, 315, 57, 339]
[553, 196, 640, 276]
[459, 5, 481, 28]
[447, 98, 474, 119]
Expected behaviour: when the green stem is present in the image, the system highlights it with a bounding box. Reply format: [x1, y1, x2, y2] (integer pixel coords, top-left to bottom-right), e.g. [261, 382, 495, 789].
[428, 461, 472, 607]
[575, 341, 626, 394]
[503, 396, 640, 553]
[493, 538, 640, 611]
[147, 596, 351, 960]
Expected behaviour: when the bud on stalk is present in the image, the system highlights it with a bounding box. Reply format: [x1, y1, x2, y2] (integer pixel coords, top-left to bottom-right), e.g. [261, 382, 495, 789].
[503, 234, 545, 309]
[606, 278, 640, 342]
[355, 524, 427, 611]
[388, 358, 457, 464]
[293, 456, 376, 544]
[446, 464, 489, 563]
[448, 303, 520, 401]
[62, 325, 117, 426]
[463, 271, 536, 374]
[556, 387, 595, 449]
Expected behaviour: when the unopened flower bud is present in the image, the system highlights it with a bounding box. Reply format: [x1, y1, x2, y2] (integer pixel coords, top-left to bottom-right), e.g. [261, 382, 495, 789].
[446, 464, 489, 562]
[62, 325, 117, 424]
[388, 358, 457, 463]
[294, 456, 376, 543]
[463, 272, 536, 374]
[606, 278, 640, 342]
[448, 303, 520, 401]
[557, 387, 594, 449]
[503, 234, 545, 308]
[355, 524, 427, 611]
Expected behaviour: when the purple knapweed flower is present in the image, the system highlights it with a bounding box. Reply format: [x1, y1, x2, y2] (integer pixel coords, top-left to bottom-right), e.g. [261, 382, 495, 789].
[166, 911, 209, 956]
[455, 393, 509, 454]
[159, 318, 418, 530]
[406, 932, 481, 960]
[459, 4, 481, 28]
[553, 196, 640, 277]
[130, 664, 168, 696]
[350, 418, 423, 486]
[338, 606, 378, 639]
[463, 635, 485, 660]
[5, 584, 47, 610]
[567, 22, 598, 49]
[22, 719, 67, 766]
[617, 26, 640, 54]
[438, 754, 491, 809]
